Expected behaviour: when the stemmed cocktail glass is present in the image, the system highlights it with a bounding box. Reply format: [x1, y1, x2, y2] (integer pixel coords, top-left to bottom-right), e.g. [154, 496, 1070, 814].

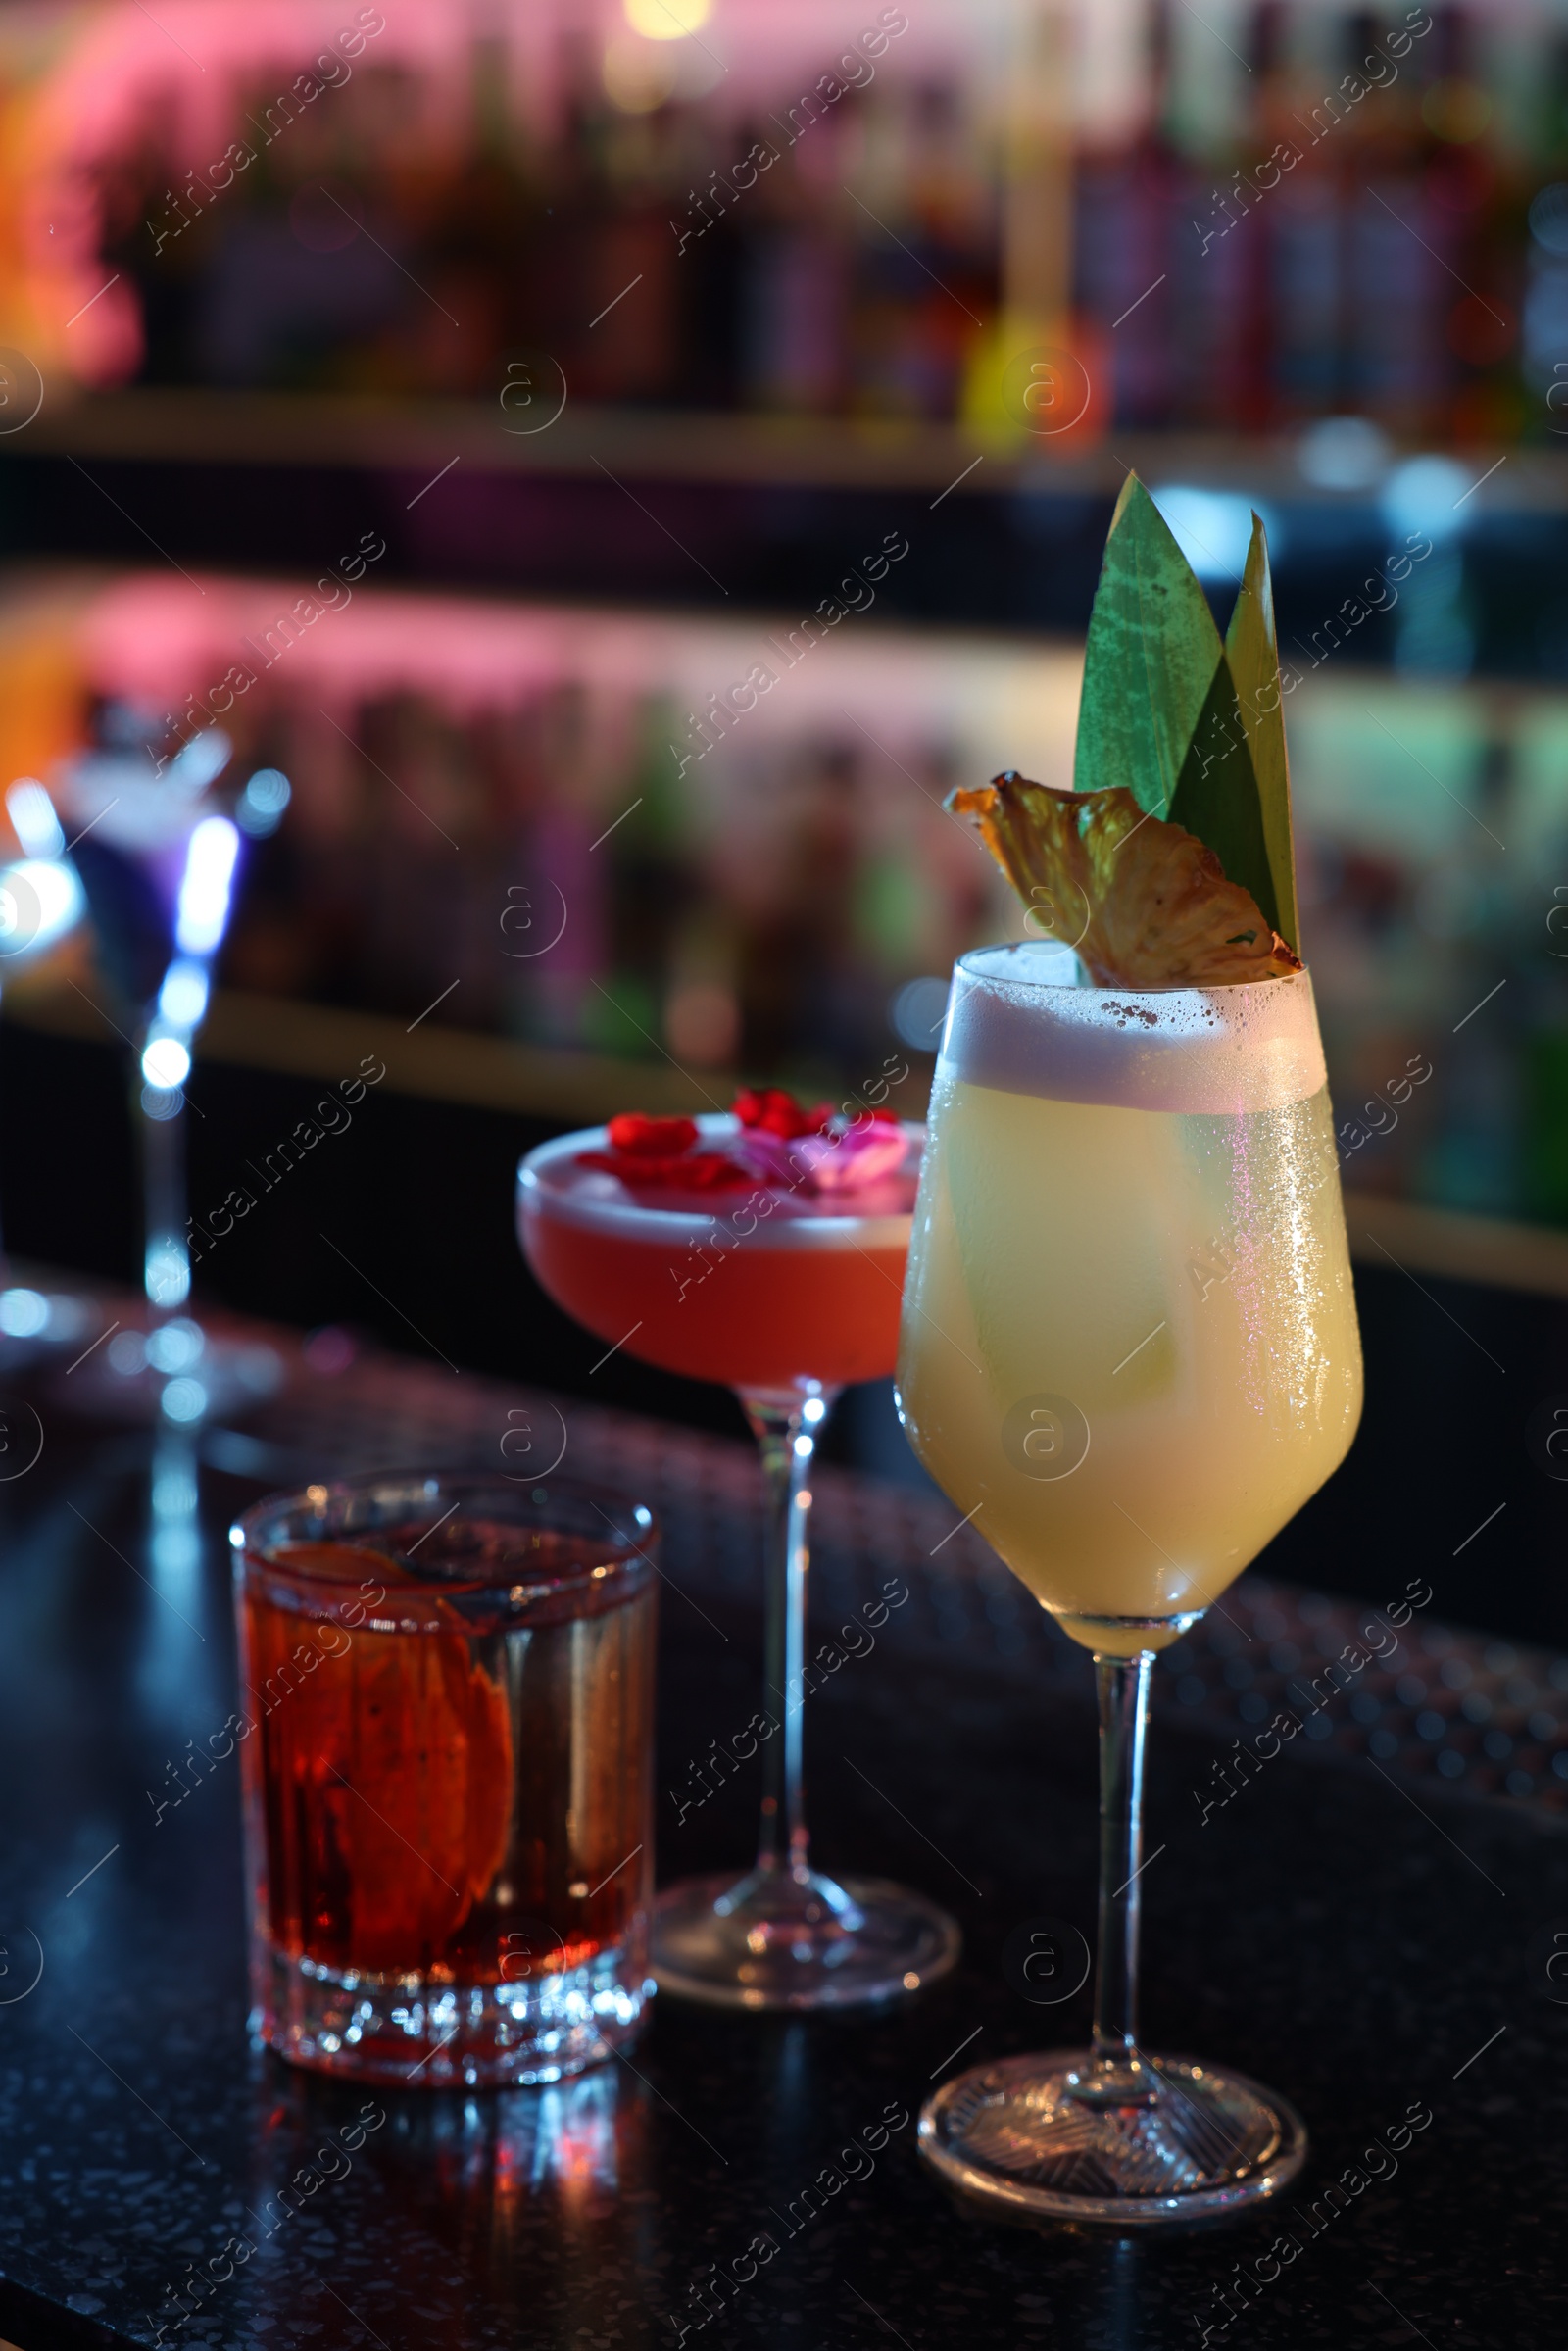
[518, 1105, 961, 2009]
[57, 704, 289, 1422]
[898, 943, 1362, 2220]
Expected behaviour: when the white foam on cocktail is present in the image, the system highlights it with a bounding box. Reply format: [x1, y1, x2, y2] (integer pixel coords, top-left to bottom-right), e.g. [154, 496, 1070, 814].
[940, 942, 1327, 1116]
[517, 1117, 917, 1251]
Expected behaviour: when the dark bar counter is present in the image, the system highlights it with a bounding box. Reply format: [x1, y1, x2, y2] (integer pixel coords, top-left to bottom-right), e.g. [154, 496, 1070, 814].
[0, 1317, 1559, 2351]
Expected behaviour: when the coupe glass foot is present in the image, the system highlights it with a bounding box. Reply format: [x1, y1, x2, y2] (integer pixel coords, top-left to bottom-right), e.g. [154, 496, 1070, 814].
[652, 1868, 960, 2011]
[919, 2050, 1306, 2225]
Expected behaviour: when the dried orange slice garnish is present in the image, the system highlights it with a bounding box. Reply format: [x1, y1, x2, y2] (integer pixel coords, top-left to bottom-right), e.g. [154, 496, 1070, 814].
[950, 771, 1303, 990]
[248, 1540, 514, 1970]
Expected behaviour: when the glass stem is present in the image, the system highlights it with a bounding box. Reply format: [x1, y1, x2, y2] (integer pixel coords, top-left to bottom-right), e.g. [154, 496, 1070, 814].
[139, 1066, 190, 1322]
[0, 979, 8, 1285]
[1087, 1650, 1155, 2097]
[739, 1384, 836, 1886]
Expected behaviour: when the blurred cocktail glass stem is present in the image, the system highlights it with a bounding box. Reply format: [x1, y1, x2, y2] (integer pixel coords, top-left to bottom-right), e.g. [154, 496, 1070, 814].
[140, 818, 238, 1332]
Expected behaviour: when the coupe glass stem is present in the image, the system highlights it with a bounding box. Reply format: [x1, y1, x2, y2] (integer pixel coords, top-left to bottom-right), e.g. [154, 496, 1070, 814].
[739, 1384, 837, 1885]
[1085, 1650, 1156, 2099]
[647, 1368, 956, 2005]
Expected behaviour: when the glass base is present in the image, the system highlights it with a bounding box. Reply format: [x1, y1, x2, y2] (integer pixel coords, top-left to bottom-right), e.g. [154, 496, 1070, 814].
[651, 1866, 961, 2011]
[56, 1319, 283, 1425]
[254, 1937, 651, 2088]
[919, 2050, 1306, 2225]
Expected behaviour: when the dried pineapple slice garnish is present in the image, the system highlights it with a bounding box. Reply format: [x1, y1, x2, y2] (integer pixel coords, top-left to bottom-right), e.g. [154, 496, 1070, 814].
[951, 771, 1303, 990]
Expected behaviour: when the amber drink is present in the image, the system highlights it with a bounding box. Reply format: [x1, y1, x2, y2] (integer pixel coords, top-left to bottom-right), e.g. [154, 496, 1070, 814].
[233, 1473, 656, 2087]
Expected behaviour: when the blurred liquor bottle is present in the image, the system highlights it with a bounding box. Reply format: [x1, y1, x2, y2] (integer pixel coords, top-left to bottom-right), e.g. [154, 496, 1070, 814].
[419, 29, 547, 395]
[1397, 5, 1523, 449]
[37, 2, 1568, 438]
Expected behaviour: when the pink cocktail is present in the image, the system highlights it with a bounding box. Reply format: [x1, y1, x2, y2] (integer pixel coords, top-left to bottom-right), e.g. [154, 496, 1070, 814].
[519, 1120, 912, 1389]
[517, 1100, 960, 2010]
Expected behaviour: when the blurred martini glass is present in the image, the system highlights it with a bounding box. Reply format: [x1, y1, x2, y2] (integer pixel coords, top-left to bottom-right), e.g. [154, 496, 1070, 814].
[55, 705, 287, 1422]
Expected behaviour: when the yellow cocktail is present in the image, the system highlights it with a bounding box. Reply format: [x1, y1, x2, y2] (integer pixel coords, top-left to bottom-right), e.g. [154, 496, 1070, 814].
[898, 945, 1362, 1653]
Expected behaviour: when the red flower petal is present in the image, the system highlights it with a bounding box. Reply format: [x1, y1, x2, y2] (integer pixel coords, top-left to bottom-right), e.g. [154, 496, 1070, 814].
[608, 1113, 699, 1157]
[685, 1153, 753, 1191]
[577, 1141, 752, 1193]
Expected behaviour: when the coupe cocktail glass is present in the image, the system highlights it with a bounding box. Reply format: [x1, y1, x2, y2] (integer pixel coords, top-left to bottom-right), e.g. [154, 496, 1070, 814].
[518, 1114, 961, 2009]
[898, 943, 1362, 2221]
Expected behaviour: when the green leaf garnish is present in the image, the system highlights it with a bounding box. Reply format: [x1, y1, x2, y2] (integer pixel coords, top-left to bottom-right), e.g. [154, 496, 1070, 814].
[1072, 475, 1299, 955]
[1222, 515, 1298, 953]
[1167, 649, 1280, 937]
[1072, 475, 1224, 822]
